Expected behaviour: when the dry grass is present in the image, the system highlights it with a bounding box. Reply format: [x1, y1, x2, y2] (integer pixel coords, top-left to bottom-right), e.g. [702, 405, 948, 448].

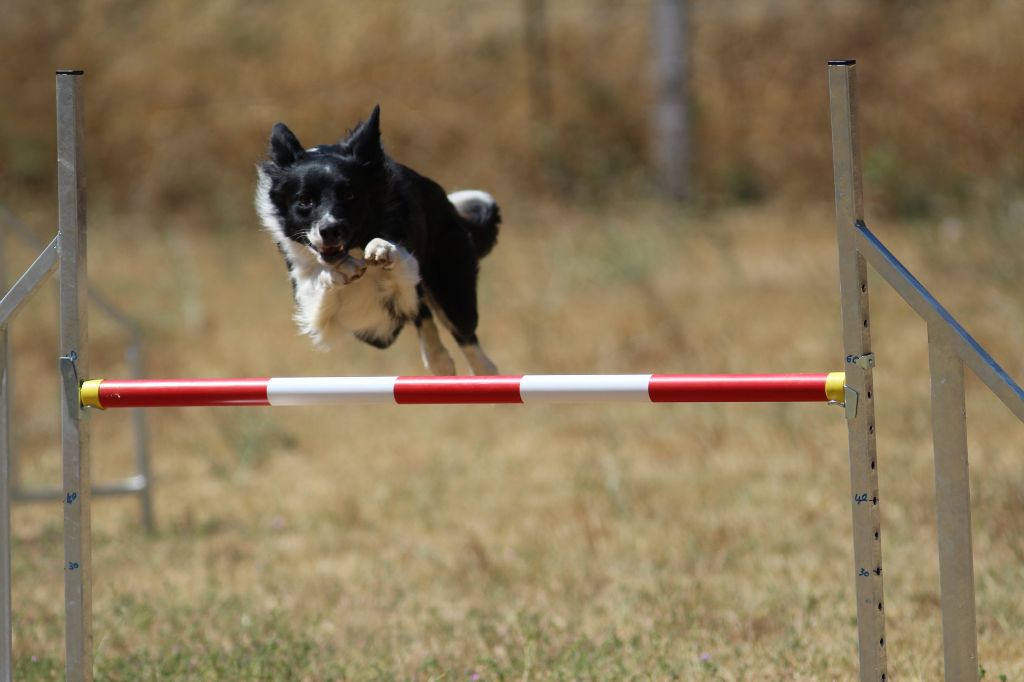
[2, 0, 1024, 216]
[5, 199, 1023, 680]
[2, 1, 1024, 678]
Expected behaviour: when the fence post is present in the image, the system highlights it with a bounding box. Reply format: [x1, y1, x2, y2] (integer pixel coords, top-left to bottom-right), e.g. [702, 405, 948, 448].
[927, 327, 978, 681]
[650, 0, 692, 201]
[56, 69, 93, 682]
[828, 60, 887, 682]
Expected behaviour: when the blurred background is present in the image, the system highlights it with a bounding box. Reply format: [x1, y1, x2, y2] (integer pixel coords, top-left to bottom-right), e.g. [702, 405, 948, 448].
[3, 0, 1024, 219]
[1, 0, 1023, 679]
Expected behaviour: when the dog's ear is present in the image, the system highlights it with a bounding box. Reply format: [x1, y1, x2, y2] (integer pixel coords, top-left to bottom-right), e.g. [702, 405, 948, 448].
[346, 105, 383, 163]
[268, 122, 304, 167]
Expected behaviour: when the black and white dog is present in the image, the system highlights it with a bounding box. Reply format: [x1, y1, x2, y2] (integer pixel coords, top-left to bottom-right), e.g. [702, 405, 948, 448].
[255, 105, 501, 375]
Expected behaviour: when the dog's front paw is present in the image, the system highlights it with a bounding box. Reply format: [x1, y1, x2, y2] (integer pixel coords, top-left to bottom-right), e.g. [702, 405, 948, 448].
[319, 256, 366, 288]
[364, 238, 398, 270]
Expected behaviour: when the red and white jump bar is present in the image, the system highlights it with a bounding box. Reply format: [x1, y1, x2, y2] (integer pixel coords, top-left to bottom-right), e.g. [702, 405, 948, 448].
[80, 373, 846, 409]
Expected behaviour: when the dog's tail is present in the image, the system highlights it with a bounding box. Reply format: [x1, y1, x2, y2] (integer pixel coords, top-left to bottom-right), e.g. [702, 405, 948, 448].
[448, 190, 501, 259]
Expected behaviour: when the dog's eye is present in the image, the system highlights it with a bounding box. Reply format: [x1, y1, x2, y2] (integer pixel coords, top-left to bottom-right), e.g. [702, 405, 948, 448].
[343, 191, 355, 201]
[297, 194, 314, 210]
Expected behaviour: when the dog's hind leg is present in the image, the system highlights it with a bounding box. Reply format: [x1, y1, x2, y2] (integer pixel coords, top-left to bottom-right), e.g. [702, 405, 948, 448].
[421, 227, 499, 375]
[415, 300, 456, 375]
[425, 292, 499, 375]
[459, 339, 499, 376]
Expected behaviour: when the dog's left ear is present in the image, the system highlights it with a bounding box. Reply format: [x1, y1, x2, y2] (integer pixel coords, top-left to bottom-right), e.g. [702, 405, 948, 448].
[346, 104, 383, 163]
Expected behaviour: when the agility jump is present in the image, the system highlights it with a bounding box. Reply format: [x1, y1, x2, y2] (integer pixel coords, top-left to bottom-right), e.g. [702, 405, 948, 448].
[3, 63, 1022, 682]
[79, 372, 847, 408]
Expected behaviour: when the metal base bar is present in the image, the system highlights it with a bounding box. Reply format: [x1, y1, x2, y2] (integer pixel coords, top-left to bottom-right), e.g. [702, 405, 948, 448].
[13, 476, 148, 502]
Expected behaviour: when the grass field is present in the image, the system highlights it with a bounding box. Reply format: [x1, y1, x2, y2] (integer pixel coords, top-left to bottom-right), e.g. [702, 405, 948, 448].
[4, 1, 1023, 679]
[4, 199, 1022, 680]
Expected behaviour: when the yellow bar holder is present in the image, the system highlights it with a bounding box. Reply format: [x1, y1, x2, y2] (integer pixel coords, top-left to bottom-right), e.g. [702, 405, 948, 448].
[825, 371, 846, 403]
[80, 379, 104, 409]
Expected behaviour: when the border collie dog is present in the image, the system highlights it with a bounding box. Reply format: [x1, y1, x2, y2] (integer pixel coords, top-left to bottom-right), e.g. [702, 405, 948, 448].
[255, 105, 501, 375]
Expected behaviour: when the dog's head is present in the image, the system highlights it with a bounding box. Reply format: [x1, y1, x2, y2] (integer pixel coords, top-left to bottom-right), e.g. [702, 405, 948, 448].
[256, 105, 388, 264]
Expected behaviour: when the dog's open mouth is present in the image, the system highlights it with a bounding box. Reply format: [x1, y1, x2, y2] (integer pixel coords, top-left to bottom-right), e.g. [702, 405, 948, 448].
[319, 246, 347, 263]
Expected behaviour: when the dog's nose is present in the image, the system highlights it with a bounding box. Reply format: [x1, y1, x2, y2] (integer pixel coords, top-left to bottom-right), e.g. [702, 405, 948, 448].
[319, 224, 342, 245]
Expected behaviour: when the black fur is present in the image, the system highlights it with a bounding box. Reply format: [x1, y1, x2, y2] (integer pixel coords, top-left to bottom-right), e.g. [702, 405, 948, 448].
[258, 105, 500, 356]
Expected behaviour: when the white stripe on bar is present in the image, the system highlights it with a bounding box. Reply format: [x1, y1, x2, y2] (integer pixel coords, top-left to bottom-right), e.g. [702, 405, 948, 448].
[266, 376, 398, 406]
[519, 374, 653, 402]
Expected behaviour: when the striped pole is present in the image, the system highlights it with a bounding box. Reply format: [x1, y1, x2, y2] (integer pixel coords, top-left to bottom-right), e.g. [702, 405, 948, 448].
[80, 373, 846, 409]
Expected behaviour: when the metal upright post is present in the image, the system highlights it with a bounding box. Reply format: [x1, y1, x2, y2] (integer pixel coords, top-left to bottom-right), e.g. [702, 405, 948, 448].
[927, 327, 978, 681]
[828, 60, 887, 682]
[0, 225, 10, 682]
[0, 329, 11, 682]
[56, 69, 93, 682]
[0, 231, 16, 537]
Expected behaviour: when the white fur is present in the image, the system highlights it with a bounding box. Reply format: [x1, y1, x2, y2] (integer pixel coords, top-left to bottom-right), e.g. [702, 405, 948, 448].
[447, 190, 496, 220]
[256, 169, 420, 349]
[292, 251, 419, 349]
[309, 213, 342, 250]
[364, 237, 398, 269]
[447, 189, 495, 209]
[257, 171, 500, 372]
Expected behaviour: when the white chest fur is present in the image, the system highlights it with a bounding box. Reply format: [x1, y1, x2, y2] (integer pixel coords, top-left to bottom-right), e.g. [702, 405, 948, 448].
[255, 174, 422, 349]
[291, 245, 421, 349]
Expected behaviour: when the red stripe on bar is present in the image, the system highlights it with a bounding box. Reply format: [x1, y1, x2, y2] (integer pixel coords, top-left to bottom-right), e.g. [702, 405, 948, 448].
[648, 374, 830, 403]
[97, 378, 271, 408]
[394, 376, 523, 404]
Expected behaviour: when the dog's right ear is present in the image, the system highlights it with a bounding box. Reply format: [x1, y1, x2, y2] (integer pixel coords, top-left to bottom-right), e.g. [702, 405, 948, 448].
[268, 123, 304, 167]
